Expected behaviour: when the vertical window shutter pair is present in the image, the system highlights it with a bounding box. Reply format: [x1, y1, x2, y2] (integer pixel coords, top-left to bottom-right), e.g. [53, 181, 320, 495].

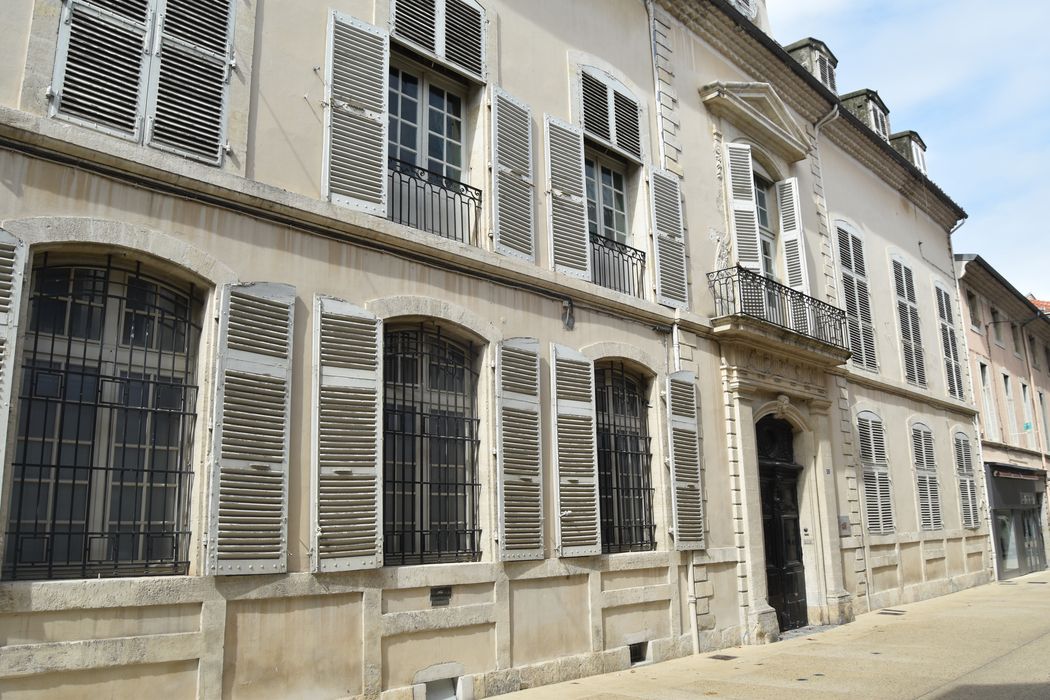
[545, 116, 591, 279]
[858, 412, 893, 533]
[954, 434, 979, 529]
[53, 0, 235, 164]
[310, 298, 383, 571]
[580, 71, 641, 160]
[839, 227, 877, 370]
[725, 143, 761, 273]
[209, 283, 295, 575]
[496, 338, 544, 560]
[392, 0, 485, 79]
[651, 169, 689, 308]
[491, 88, 536, 261]
[667, 372, 705, 550]
[325, 14, 390, 215]
[937, 288, 964, 399]
[911, 425, 942, 531]
[0, 231, 28, 507]
[145, 0, 236, 164]
[894, 259, 926, 386]
[550, 344, 601, 556]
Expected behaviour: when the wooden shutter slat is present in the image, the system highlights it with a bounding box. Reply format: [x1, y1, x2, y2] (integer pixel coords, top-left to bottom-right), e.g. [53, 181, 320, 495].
[311, 296, 383, 572]
[443, 0, 484, 77]
[551, 344, 600, 556]
[209, 282, 295, 575]
[326, 13, 389, 215]
[545, 116, 590, 279]
[492, 88, 536, 261]
[651, 169, 689, 308]
[667, 371, 705, 550]
[725, 143, 761, 272]
[497, 338, 544, 560]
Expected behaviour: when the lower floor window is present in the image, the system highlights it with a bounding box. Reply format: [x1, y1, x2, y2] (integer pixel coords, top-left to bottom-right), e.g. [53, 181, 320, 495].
[595, 362, 654, 553]
[3, 256, 202, 580]
[383, 326, 481, 565]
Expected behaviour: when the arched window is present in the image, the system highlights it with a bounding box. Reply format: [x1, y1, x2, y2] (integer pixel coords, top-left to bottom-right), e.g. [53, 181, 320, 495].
[857, 410, 893, 534]
[4, 254, 203, 580]
[594, 361, 654, 553]
[911, 422, 942, 531]
[383, 325, 480, 564]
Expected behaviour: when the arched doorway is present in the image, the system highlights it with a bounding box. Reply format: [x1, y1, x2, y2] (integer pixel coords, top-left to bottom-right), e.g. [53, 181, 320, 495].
[756, 415, 807, 632]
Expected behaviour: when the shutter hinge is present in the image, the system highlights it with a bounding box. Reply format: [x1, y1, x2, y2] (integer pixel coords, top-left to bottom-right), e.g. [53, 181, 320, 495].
[226, 53, 237, 82]
[222, 141, 232, 155]
[45, 85, 55, 101]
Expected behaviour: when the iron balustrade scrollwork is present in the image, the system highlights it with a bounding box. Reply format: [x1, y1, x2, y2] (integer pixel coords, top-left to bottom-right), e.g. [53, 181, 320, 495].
[387, 157, 482, 245]
[707, 266, 849, 351]
[590, 234, 646, 298]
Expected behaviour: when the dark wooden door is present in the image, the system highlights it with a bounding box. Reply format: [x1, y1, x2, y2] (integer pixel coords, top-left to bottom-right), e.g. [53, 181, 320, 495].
[760, 464, 807, 632]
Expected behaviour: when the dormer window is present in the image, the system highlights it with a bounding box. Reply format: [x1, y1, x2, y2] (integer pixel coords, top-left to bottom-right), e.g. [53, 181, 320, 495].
[785, 38, 838, 93]
[890, 131, 929, 175]
[869, 103, 889, 141]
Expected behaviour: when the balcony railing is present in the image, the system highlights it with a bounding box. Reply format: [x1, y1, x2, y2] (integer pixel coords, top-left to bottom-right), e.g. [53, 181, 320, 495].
[387, 157, 481, 245]
[591, 234, 646, 298]
[707, 266, 849, 351]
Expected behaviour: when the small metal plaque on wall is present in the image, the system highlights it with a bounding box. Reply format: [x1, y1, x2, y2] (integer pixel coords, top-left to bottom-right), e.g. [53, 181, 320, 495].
[430, 586, 452, 607]
[838, 515, 851, 536]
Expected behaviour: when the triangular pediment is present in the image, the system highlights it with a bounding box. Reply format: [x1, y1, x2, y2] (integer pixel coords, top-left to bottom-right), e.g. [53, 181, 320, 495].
[700, 82, 810, 162]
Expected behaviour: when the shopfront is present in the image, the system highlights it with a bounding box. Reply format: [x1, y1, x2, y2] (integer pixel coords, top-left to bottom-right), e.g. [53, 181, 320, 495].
[987, 463, 1048, 579]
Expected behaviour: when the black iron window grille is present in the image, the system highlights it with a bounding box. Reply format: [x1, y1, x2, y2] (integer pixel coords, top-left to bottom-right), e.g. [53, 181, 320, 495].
[595, 362, 655, 553]
[383, 326, 481, 565]
[387, 157, 482, 246]
[707, 266, 849, 351]
[590, 234, 646, 298]
[4, 256, 202, 581]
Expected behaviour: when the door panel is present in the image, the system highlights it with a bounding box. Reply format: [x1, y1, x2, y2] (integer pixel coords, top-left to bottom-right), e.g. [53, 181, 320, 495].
[760, 464, 807, 632]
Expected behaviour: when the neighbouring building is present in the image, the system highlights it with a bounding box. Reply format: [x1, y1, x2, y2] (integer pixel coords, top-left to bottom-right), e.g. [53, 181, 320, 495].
[956, 255, 1050, 579]
[0, 1, 988, 698]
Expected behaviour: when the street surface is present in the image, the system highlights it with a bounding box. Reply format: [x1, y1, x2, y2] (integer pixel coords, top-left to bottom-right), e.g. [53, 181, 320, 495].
[503, 570, 1050, 699]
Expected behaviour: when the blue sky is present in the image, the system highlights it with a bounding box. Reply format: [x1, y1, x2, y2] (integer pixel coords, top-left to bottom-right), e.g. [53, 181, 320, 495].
[766, 0, 1050, 300]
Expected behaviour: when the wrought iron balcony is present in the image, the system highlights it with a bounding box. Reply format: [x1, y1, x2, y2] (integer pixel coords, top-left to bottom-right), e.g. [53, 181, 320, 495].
[387, 157, 481, 246]
[591, 234, 646, 298]
[707, 266, 849, 351]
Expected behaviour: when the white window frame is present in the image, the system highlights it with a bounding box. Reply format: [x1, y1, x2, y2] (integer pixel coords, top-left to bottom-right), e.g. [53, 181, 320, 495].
[869, 102, 890, 141]
[388, 60, 469, 182]
[979, 362, 1000, 442]
[584, 151, 632, 245]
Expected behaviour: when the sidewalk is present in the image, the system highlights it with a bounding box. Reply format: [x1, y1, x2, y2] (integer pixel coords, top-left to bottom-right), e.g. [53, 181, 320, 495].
[502, 571, 1050, 699]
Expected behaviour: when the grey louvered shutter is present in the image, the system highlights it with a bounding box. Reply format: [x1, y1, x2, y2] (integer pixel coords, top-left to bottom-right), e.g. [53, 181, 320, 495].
[208, 283, 295, 575]
[913, 425, 941, 531]
[497, 338, 544, 560]
[776, 178, 808, 293]
[545, 116, 590, 279]
[492, 88, 535, 261]
[311, 296, 383, 572]
[726, 143, 761, 272]
[51, 0, 153, 139]
[954, 434, 979, 529]
[145, 0, 235, 164]
[550, 344, 600, 557]
[667, 371, 704, 550]
[858, 412, 893, 534]
[325, 13, 389, 215]
[392, 0, 436, 52]
[443, 0, 484, 78]
[651, 169, 689, 308]
[0, 231, 27, 505]
[839, 227, 877, 370]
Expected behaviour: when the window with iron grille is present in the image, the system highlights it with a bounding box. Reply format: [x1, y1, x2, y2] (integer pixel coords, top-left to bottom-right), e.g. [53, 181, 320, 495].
[594, 362, 654, 553]
[3, 255, 202, 580]
[383, 326, 480, 565]
[49, 0, 236, 165]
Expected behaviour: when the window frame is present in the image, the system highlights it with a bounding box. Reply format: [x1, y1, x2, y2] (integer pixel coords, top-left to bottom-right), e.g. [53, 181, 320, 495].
[965, 289, 982, 330]
[584, 151, 632, 245]
[3, 254, 205, 581]
[857, 410, 894, 535]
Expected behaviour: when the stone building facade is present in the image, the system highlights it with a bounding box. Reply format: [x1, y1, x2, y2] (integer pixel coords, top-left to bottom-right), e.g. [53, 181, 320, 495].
[955, 254, 1050, 579]
[0, 1, 988, 698]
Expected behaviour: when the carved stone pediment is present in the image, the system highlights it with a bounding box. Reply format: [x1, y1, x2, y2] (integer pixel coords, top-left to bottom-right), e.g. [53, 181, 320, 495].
[700, 81, 810, 162]
[722, 343, 829, 400]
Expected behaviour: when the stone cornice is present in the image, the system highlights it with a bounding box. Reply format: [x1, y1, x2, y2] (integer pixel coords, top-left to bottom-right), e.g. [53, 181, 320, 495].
[656, 0, 966, 232]
[832, 365, 979, 418]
